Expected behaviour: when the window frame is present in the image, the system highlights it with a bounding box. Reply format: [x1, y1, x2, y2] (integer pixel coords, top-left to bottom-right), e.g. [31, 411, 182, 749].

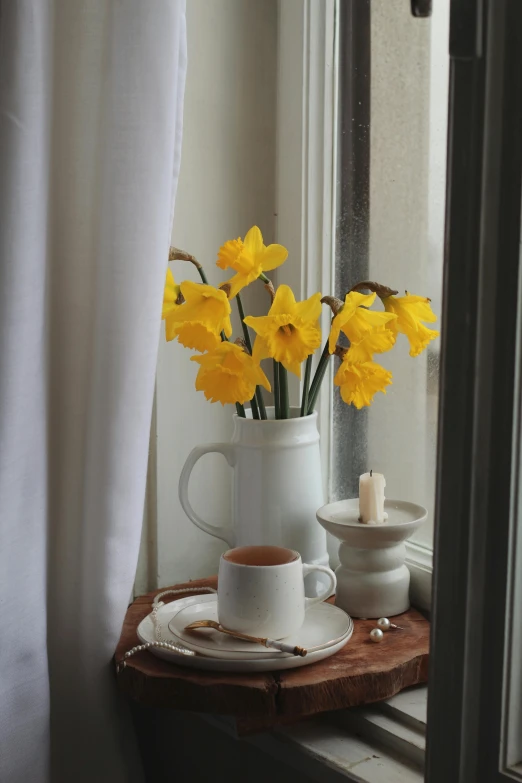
[274, 0, 338, 498]
[426, 0, 522, 780]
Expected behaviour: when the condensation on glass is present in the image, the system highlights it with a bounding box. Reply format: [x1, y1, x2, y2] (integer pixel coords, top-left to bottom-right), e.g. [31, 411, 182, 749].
[332, 0, 449, 548]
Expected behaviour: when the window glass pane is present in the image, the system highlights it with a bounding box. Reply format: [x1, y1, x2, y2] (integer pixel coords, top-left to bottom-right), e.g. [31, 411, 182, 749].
[333, 0, 449, 549]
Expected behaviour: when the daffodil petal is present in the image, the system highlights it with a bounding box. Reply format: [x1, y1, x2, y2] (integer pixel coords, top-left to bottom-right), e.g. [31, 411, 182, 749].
[408, 324, 439, 357]
[383, 294, 438, 356]
[162, 299, 178, 319]
[162, 267, 184, 331]
[163, 268, 177, 302]
[244, 315, 276, 338]
[223, 268, 260, 299]
[262, 244, 288, 272]
[257, 368, 272, 392]
[346, 326, 396, 363]
[402, 293, 438, 323]
[243, 359, 272, 392]
[165, 315, 178, 342]
[180, 280, 228, 303]
[343, 309, 396, 345]
[345, 291, 376, 309]
[244, 225, 264, 256]
[294, 292, 322, 322]
[282, 358, 302, 379]
[252, 335, 271, 364]
[328, 318, 342, 354]
[269, 285, 297, 316]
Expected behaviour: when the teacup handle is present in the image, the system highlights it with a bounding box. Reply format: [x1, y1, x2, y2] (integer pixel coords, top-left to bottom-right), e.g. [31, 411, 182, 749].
[179, 443, 236, 546]
[303, 564, 337, 609]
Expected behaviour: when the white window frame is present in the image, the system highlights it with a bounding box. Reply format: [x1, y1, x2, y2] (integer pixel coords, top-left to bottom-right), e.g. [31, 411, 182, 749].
[274, 0, 337, 494]
[275, 0, 433, 609]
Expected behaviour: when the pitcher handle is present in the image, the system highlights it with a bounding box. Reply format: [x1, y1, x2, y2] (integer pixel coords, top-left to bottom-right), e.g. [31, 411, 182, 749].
[303, 564, 337, 609]
[179, 443, 236, 546]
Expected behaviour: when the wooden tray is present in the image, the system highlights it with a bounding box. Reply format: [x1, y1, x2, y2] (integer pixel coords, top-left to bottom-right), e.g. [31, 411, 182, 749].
[115, 576, 429, 735]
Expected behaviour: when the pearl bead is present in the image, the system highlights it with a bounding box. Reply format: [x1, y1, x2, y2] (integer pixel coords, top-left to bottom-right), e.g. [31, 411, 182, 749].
[377, 617, 391, 631]
[370, 628, 384, 643]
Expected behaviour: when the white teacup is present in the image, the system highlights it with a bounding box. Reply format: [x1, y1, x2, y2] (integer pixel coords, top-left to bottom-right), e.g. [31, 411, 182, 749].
[218, 545, 337, 640]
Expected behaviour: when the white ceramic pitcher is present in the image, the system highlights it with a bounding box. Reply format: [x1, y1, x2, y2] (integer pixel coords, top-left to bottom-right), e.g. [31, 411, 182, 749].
[179, 407, 330, 596]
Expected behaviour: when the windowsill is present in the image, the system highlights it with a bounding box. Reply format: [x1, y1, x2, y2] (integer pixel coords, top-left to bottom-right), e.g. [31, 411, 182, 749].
[202, 555, 432, 781]
[205, 684, 427, 782]
[406, 542, 433, 611]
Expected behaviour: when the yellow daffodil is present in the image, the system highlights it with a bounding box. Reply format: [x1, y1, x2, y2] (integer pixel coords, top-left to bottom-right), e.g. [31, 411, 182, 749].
[334, 358, 392, 409]
[328, 292, 396, 354]
[217, 226, 288, 298]
[345, 325, 396, 363]
[162, 268, 184, 342]
[383, 293, 439, 357]
[167, 280, 233, 353]
[191, 342, 271, 405]
[244, 284, 322, 378]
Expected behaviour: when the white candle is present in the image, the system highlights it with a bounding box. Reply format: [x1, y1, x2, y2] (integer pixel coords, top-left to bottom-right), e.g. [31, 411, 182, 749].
[359, 471, 387, 524]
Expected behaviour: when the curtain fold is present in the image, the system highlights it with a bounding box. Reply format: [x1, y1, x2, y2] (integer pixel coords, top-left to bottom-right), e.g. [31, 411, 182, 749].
[0, 2, 187, 780]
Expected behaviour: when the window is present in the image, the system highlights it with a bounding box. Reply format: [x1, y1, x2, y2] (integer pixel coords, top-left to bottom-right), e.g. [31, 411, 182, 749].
[332, 0, 450, 561]
[134, 1, 522, 779]
[139, 0, 447, 606]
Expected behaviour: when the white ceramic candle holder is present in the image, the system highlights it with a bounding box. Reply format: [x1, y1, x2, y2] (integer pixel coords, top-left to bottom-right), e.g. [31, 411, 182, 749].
[316, 499, 427, 618]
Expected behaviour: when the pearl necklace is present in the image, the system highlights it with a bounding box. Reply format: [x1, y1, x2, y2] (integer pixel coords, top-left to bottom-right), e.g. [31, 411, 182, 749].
[117, 587, 217, 672]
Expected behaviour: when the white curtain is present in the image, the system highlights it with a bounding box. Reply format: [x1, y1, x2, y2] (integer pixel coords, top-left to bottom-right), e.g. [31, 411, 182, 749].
[0, 2, 186, 781]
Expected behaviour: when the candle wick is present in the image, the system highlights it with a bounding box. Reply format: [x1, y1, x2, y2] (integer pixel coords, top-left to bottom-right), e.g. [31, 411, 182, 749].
[370, 469, 373, 477]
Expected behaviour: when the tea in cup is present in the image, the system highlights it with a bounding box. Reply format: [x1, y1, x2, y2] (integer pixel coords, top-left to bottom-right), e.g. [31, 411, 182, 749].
[217, 545, 336, 639]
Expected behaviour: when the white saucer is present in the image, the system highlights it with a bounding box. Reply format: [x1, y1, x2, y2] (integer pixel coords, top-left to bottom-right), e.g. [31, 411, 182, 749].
[137, 598, 353, 673]
[166, 594, 352, 660]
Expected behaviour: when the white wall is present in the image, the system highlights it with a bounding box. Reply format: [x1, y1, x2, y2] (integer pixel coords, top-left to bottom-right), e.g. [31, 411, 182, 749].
[140, 0, 278, 590]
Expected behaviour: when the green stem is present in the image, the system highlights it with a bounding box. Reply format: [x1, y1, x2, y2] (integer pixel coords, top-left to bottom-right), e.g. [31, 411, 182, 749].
[307, 342, 331, 415]
[273, 360, 281, 419]
[235, 402, 246, 418]
[236, 293, 252, 351]
[236, 293, 265, 419]
[259, 272, 271, 284]
[256, 387, 267, 419]
[195, 266, 209, 285]
[250, 393, 260, 420]
[279, 364, 289, 419]
[300, 355, 313, 417]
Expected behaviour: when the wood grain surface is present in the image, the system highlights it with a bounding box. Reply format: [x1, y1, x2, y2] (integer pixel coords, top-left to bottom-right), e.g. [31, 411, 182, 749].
[115, 576, 429, 734]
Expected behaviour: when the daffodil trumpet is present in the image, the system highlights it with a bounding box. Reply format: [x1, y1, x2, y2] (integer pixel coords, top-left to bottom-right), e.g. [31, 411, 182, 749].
[191, 342, 271, 407]
[162, 226, 438, 418]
